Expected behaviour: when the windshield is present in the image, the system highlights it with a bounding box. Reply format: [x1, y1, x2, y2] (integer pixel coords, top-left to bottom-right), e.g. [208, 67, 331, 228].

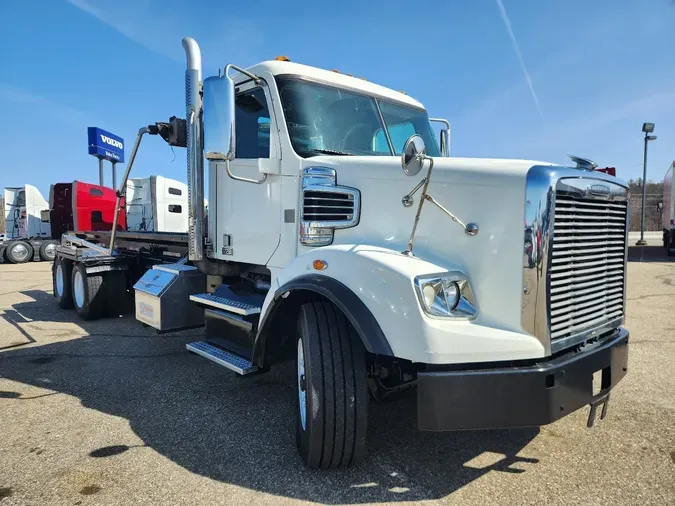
[276, 77, 441, 158]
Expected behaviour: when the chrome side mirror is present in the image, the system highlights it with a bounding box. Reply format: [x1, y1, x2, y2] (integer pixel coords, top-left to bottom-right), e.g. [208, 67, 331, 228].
[429, 118, 450, 157]
[439, 129, 449, 157]
[401, 134, 427, 176]
[203, 73, 236, 161]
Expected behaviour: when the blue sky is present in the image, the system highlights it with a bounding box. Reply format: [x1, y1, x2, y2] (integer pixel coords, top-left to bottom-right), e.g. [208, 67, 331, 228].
[1, 0, 674, 198]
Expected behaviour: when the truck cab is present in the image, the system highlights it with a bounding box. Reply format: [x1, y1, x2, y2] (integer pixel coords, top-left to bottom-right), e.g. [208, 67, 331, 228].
[3, 185, 50, 240]
[125, 176, 190, 233]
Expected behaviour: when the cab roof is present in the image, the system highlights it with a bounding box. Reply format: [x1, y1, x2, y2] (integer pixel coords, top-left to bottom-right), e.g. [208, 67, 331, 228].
[244, 60, 425, 110]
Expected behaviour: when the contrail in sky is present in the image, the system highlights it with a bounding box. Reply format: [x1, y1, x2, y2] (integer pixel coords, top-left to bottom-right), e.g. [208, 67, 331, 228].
[495, 0, 545, 123]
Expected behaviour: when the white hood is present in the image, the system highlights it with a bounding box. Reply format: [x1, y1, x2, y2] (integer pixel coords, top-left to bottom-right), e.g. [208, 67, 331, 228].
[300, 156, 555, 335]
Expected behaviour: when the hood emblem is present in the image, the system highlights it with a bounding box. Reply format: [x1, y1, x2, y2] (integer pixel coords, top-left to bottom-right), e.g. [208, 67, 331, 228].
[588, 184, 611, 197]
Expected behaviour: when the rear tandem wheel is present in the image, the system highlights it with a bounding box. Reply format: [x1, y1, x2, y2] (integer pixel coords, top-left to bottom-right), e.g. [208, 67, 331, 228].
[71, 262, 107, 321]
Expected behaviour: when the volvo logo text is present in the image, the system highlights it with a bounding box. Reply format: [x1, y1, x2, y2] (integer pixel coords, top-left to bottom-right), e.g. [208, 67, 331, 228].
[100, 135, 123, 150]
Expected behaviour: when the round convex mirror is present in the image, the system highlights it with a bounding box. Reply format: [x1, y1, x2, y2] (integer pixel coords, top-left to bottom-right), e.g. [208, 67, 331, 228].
[401, 134, 427, 176]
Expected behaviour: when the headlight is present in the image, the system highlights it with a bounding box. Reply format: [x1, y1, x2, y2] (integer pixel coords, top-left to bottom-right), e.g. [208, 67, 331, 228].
[414, 272, 477, 319]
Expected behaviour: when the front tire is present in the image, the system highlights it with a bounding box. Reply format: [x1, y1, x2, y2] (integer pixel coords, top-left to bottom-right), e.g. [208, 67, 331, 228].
[295, 300, 369, 469]
[71, 263, 106, 320]
[5, 241, 33, 264]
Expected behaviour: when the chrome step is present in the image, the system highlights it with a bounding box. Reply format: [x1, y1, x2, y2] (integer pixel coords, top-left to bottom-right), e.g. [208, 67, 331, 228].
[186, 341, 258, 375]
[189, 293, 261, 315]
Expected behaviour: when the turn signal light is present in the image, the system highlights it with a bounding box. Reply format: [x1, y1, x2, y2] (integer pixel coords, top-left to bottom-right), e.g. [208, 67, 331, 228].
[312, 260, 328, 271]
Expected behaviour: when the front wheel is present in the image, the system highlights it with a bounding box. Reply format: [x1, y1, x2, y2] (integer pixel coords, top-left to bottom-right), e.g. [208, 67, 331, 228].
[295, 300, 369, 469]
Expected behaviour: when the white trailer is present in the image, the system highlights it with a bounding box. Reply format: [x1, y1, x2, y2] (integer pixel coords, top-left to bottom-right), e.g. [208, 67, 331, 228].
[662, 162, 675, 255]
[52, 37, 631, 468]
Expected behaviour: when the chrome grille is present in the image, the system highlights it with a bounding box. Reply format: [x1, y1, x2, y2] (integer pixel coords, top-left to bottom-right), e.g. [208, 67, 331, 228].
[549, 194, 627, 340]
[302, 190, 355, 222]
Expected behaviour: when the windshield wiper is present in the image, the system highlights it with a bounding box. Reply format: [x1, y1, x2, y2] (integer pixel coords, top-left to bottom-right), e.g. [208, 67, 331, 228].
[308, 148, 353, 156]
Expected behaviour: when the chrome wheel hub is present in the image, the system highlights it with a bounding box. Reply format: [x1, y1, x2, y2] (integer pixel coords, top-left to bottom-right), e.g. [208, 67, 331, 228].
[297, 338, 307, 431]
[45, 243, 57, 259]
[12, 243, 29, 261]
[55, 264, 64, 296]
[73, 270, 85, 308]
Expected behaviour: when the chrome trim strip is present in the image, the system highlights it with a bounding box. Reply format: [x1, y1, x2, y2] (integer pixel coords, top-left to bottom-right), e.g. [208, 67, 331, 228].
[522, 166, 629, 356]
[522, 166, 556, 354]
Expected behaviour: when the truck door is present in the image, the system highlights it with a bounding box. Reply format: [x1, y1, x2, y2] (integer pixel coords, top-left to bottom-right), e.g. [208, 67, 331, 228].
[213, 82, 281, 265]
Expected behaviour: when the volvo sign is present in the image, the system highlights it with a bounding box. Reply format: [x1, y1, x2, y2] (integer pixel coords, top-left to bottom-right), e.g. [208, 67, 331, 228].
[88, 127, 125, 163]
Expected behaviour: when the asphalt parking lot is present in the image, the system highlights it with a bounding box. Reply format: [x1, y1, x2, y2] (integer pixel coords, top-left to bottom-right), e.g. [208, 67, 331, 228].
[0, 251, 674, 506]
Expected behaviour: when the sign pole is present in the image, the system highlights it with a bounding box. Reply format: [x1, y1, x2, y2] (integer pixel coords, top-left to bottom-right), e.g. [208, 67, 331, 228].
[112, 162, 117, 189]
[98, 158, 104, 186]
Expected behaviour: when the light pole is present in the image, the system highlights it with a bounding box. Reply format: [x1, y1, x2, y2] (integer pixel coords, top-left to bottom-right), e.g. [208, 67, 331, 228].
[636, 122, 657, 246]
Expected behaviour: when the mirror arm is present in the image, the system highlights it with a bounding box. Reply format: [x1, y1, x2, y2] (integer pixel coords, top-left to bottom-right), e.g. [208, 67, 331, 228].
[225, 64, 261, 86]
[225, 159, 268, 185]
[425, 194, 466, 228]
[402, 177, 427, 207]
[405, 157, 434, 255]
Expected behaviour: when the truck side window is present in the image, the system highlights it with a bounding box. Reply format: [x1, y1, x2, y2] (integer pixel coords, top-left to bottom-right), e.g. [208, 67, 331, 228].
[168, 204, 182, 213]
[235, 88, 271, 159]
[378, 101, 441, 156]
[168, 187, 182, 196]
[89, 188, 104, 197]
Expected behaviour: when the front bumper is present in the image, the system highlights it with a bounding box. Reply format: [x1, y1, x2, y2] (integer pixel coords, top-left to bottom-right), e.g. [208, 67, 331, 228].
[417, 328, 629, 430]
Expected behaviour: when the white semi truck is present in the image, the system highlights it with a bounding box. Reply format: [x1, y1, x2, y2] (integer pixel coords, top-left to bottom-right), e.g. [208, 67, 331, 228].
[52, 37, 630, 468]
[125, 176, 191, 233]
[1, 184, 56, 263]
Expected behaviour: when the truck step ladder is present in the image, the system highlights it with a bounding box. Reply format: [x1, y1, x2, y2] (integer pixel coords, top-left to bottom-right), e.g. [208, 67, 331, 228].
[189, 293, 261, 315]
[186, 341, 259, 375]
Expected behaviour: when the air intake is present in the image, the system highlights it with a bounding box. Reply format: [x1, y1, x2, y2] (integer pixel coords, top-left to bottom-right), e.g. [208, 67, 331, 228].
[300, 167, 360, 246]
[303, 190, 355, 222]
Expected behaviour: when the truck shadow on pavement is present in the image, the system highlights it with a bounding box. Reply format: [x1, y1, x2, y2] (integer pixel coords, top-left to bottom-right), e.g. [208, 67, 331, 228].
[0, 289, 540, 504]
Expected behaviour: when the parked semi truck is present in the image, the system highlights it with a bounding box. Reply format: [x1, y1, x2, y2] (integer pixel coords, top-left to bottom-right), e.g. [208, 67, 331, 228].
[2, 176, 190, 263]
[52, 37, 630, 468]
[1, 182, 123, 264]
[2, 184, 57, 263]
[125, 176, 190, 233]
[662, 162, 674, 255]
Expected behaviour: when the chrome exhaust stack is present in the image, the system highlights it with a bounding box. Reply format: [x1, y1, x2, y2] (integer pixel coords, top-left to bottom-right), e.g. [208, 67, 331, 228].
[183, 36, 204, 262]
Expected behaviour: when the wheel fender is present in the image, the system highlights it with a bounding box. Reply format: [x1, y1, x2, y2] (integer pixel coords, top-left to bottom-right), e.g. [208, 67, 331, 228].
[256, 244, 465, 362]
